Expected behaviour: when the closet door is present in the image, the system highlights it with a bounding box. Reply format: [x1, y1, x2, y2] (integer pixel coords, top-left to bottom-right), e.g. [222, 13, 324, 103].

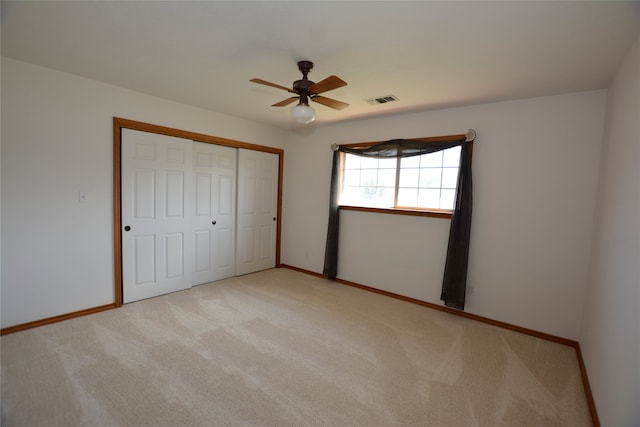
[236, 149, 278, 275]
[121, 129, 193, 303]
[192, 142, 237, 285]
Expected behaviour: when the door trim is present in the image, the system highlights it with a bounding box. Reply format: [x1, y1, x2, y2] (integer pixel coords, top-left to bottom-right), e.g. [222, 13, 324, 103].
[113, 117, 284, 307]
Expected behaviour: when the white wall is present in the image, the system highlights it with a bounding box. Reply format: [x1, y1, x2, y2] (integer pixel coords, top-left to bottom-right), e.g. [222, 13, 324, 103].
[282, 90, 606, 340]
[1, 57, 286, 328]
[580, 36, 640, 427]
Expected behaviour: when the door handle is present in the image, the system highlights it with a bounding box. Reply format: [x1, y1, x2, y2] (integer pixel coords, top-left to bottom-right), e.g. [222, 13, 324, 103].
[124, 225, 131, 232]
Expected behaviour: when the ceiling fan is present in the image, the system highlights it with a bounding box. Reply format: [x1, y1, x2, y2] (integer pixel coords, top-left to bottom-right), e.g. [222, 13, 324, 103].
[250, 61, 348, 123]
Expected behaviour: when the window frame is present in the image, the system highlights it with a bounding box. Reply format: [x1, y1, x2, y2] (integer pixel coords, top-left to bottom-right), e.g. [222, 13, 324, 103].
[336, 136, 473, 219]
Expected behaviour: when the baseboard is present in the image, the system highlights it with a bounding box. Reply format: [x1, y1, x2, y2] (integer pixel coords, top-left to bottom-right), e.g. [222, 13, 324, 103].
[281, 264, 576, 345]
[575, 343, 601, 427]
[279, 263, 600, 426]
[280, 263, 326, 279]
[0, 303, 116, 336]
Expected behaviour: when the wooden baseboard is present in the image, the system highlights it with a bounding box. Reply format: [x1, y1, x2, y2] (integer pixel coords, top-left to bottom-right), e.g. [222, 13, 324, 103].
[279, 263, 600, 426]
[1, 304, 116, 336]
[281, 264, 576, 346]
[279, 264, 326, 279]
[575, 343, 601, 427]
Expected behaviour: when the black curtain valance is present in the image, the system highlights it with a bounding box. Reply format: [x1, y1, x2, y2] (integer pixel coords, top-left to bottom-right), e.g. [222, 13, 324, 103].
[323, 134, 474, 310]
[338, 138, 465, 158]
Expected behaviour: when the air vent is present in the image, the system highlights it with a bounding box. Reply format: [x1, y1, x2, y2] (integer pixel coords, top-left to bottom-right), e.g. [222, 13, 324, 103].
[365, 95, 399, 105]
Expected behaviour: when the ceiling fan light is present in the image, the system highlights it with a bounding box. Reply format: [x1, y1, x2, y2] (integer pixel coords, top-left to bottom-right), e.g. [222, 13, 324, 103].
[291, 103, 316, 124]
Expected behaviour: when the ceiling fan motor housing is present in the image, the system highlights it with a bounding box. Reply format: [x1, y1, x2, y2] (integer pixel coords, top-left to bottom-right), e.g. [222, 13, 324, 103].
[293, 61, 315, 103]
[293, 79, 315, 92]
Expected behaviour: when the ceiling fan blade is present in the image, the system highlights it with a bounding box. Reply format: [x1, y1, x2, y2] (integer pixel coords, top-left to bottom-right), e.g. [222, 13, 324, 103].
[308, 75, 347, 94]
[272, 97, 299, 107]
[250, 78, 294, 93]
[312, 95, 349, 110]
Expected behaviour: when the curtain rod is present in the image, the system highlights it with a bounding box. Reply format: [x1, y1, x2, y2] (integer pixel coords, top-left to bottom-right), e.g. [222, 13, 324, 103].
[331, 129, 476, 151]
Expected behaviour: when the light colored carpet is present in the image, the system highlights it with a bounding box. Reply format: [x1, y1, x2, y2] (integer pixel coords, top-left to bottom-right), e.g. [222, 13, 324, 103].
[1, 268, 592, 426]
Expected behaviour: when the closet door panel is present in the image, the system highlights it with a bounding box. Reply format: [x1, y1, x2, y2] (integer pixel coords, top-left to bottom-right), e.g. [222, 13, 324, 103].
[236, 149, 278, 275]
[191, 142, 237, 285]
[122, 129, 193, 303]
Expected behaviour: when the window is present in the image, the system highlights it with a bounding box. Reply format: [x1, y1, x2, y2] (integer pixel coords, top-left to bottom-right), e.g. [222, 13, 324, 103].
[339, 146, 461, 212]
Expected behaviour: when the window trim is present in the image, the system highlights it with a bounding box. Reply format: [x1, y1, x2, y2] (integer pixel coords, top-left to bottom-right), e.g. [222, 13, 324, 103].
[339, 205, 453, 219]
[336, 134, 473, 218]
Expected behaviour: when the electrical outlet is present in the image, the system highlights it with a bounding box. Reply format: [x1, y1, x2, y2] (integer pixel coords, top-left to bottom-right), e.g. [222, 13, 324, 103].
[467, 285, 475, 296]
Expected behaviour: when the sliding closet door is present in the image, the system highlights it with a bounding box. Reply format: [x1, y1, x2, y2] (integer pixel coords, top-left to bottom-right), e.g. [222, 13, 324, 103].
[236, 149, 278, 275]
[192, 142, 237, 285]
[121, 129, 193, 303]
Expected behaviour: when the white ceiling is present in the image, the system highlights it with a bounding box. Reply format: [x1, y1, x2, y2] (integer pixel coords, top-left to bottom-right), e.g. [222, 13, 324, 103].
[2, 1, 640, 130]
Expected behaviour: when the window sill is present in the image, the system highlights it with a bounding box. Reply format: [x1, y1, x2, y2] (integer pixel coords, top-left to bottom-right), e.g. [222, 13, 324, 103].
[339, 205, 452, 219]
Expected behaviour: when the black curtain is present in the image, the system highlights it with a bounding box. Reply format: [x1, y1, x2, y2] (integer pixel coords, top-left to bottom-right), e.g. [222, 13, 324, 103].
[323, 137, 472, 310]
